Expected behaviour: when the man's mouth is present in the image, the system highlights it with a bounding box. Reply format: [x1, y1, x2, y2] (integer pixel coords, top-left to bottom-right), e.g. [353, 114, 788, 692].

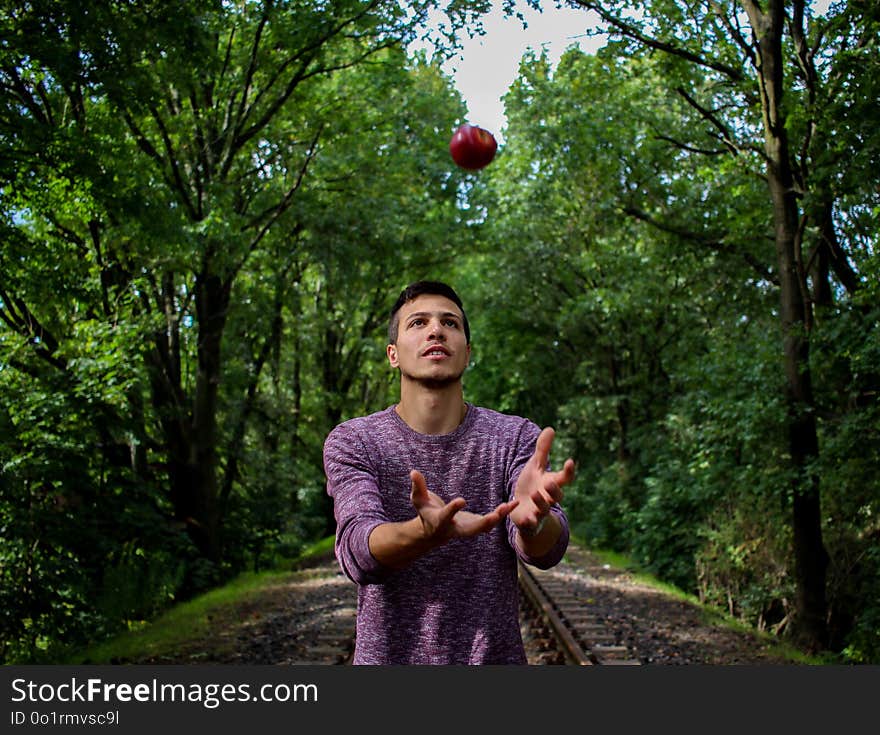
[422, 345, 450, 357]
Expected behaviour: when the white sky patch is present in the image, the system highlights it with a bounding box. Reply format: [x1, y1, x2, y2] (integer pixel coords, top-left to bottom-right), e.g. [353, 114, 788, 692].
[447, 4, 603, 140]
[412, 2, 604, 143]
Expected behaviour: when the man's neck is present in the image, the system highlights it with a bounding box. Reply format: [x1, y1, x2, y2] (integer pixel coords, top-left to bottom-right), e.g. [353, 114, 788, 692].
[395, 380, 468, 435]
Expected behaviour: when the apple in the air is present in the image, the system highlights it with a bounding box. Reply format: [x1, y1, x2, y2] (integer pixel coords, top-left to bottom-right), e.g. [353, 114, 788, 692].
[449, 124, 497, 170]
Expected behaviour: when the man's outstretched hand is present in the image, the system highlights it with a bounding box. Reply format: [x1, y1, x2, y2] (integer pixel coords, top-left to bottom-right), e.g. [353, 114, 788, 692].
[410, 469, 518, 543]
[510, 427, 576, 536]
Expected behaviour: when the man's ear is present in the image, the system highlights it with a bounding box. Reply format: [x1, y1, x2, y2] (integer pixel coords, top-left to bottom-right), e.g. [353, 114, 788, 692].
[387, 344, 399, 368]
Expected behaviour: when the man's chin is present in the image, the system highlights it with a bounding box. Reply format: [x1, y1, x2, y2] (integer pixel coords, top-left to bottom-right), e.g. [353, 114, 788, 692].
[401, 369, 465, 389]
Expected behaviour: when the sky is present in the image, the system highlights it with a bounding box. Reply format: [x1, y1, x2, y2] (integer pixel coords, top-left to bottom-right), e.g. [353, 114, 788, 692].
[414, 3, 605, 143]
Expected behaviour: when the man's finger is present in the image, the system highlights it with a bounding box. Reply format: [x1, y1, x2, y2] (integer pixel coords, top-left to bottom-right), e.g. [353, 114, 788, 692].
[479, 501, 517, 532]
[496, 499, 519, 517]
[540, 478, 563, 505]
[533, 487, 554, 513]
[409, 470, 430, 507]
[546, 459, 576, 489]
[534, 426, 556, 469]
[439, 497, 467, 525]
[476, 501, 514, 531]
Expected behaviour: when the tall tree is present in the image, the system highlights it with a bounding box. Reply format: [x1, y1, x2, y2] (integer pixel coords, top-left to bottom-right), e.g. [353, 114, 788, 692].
[558, 0, 877, 651]
[0, 0, 488, 659]
[0, 0, 477, 564]
[470, 46, 773, 574]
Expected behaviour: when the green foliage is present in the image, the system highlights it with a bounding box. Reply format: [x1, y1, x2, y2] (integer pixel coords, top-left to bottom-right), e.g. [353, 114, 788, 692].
[0, 361, 186, 662]
[838, 545, 880, 663]
[694, 499, 793, 628]
[464, 0, 878, 660]
[0, 0, 479, 662]
[811, 301, 880, 660]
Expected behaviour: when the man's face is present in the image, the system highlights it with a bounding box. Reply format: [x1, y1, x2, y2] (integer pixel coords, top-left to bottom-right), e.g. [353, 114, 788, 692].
[387, 293, 471, 387]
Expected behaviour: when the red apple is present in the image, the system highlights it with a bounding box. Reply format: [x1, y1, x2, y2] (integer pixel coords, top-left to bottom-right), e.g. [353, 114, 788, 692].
[449, 124, 497, 170]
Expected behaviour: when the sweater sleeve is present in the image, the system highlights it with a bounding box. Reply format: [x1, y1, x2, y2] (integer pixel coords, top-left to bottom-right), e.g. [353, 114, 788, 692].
[505, 420, 570, 570]
[323, 422, 393, 585]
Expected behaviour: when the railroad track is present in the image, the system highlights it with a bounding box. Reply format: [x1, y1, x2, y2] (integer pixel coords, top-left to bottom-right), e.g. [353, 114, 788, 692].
[519, 563, 641, 666]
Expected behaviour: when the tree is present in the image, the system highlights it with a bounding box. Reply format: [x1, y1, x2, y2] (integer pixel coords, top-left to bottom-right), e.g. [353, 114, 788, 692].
[0, 0, 486, 659]
[470, 46, 775, 578]
[558, 0, 878, 651]
[0, 0, 474, 561]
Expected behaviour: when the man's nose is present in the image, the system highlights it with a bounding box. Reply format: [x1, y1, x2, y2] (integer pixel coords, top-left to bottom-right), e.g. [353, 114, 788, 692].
[427, 319, 446, 339]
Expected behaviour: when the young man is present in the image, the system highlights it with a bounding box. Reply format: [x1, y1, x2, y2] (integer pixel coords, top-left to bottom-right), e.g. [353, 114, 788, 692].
[323, 281, 576, 664]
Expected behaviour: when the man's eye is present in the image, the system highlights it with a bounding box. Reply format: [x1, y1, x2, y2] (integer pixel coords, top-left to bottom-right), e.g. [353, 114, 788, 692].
[444, 319, 459, 328]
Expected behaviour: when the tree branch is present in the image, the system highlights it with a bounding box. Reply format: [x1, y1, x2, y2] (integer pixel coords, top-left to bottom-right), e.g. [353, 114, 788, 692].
[0, 288, 66, 369]
[1, 64, 50, 126]
[231, 126, 322, 279]
[653, 132, 728, 156]
[148, 104, 200, 220]
[621, 205, 777, 284]
[226, 1, 389, 170]
[708, 0, 757, 67]
[675, 86, 745, 156]
[570, 0, 746, 82]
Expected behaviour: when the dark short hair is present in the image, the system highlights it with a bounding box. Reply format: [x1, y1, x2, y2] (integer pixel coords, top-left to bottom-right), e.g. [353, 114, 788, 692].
[388, 281, 470, 345]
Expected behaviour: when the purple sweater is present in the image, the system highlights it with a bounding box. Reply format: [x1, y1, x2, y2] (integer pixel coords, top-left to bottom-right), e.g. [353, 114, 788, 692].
[323, 404, 569, 665]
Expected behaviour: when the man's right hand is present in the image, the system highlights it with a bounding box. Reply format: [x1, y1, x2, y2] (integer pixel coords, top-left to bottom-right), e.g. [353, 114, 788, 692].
[409, 469, 518, 543]
[368, 470, 518, 570]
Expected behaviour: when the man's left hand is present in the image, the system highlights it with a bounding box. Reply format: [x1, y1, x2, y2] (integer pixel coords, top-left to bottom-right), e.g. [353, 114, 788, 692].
[510, 427, 575, 536]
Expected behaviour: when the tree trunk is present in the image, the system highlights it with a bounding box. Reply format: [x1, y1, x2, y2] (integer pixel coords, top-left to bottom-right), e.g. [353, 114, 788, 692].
[750, 0, 828, 649]
[149, 265, 231, 566]
[187, 269, 231, 563]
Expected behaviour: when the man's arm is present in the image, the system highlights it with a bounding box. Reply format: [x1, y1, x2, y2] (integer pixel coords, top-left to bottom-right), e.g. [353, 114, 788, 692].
[324, 424, 395, 585]
[369, 470, 518, 569]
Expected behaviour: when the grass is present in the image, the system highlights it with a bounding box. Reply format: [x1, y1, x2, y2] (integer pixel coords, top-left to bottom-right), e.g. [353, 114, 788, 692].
[281, 534, 336, 568]
[63, 536, 339, 665]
